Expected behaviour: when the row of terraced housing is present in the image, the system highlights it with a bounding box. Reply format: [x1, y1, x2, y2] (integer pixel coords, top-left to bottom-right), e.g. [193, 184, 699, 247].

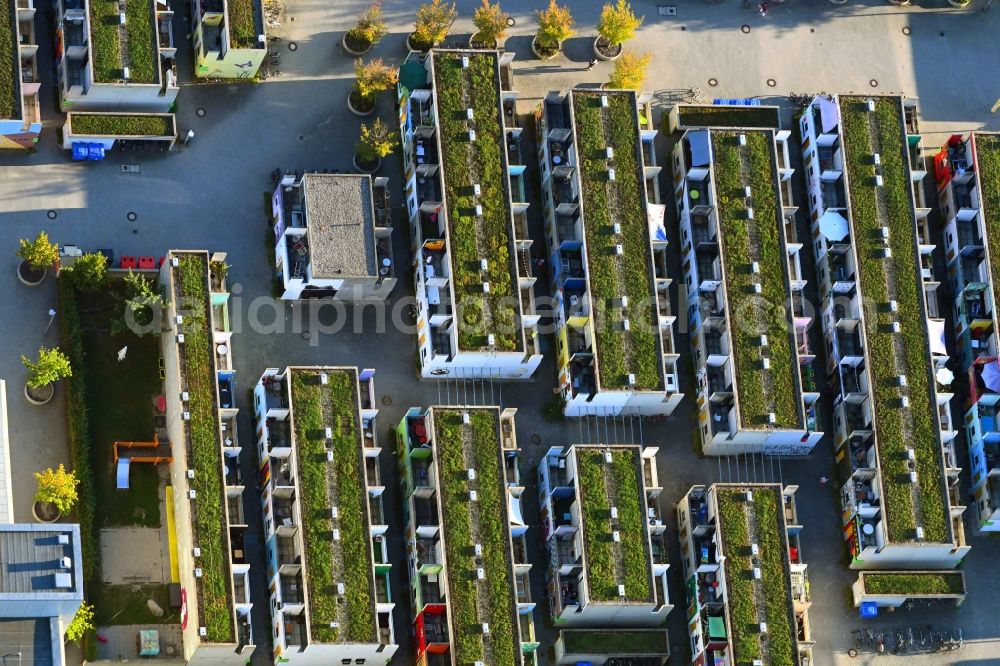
[0, 0, 268, 150]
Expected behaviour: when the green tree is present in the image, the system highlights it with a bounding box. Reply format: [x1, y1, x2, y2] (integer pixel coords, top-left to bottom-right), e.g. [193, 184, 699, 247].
[414, 0, 456, 46]
[536, 0, 575, 48]
[353, 58, 399, 105]
[65, 602, 95, 642]
[22, 346, 72, 389]
[65, 252, 107, 292]
[473, 0, 510, 44]
[608, 51, 651, 90]
[34, 464, 79, 513]
[356, 118, 399, 163]
[347, 1, 388, 46]
[17, 231, 59, 271]
[597, 0, 643, 48]
[113, 270, 166, 336]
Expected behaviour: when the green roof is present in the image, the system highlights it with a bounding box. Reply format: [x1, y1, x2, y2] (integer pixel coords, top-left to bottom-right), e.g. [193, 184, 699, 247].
[561, 629, 668, 655]
[862, 572, 965, 596]
[976, 134, 1000, 321]
[710, 129, 802, 430]
[226, 0, 260, 49]
[839, 96, 949, 544]
[172, 254, 233, 644]
[0, 0, 20, 120]
[433, 52, 522, 353]
[573, 90, 664, 391]
[676, 105, 780, 130]
[89, 0, 158, 84]
[290, 369, 377, 644]
[576, 447, 653, 603]
[716, 485, 796, 666]
[433, 408, 520, 665]
[69, 113, 174, 137]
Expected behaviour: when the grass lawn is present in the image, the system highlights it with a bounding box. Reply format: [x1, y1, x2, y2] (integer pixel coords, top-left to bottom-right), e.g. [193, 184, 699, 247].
[76, 282, 163, 527]
[90, 583, 177, 625]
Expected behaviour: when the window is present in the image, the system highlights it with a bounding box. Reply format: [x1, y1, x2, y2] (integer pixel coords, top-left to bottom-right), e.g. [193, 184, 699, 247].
[808, 165, 814, 177]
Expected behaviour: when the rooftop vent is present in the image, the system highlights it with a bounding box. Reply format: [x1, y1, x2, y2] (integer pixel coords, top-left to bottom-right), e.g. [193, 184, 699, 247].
[463, 412, 471, 424]
[183, 411, 191, 421]
[627, 373, 636, 386]
[123, 66, 130, 80]
[482, 623, 490, 635]
[608, 168, 616, 181]
[745, 490, 753, 501]
[873, 153, 881, 165]
[881, 226, 890, 240]
[884, 247, 893, 259]
[762, 358, 770, 370]
[320, 372, 328, 385]
[60, 556, 72, 569]
[329, 622, 340, 630]
[601, 95, 609, 108]
[618, 584, 627, 597]
[331, 506, 339, 519]
[622, 318, 630, 331]
[751, 543, 759, 556]
[907, 449, 916, 461]
[875, 174, 884, 187]
[866, 99, 876, 112]
[58, 534, 69, 545]
[606, 146, 614, 159]
[744, 186, 752, 198]
[738, 134, 747, 146]
[467, 468, 477, 480]
[753, 567, 762, 579]
[475, 204, 483, 216]
[753, 283, 763, 294]
[474, 183, 481, 196]
[474, 543, 483, 556]
[171, 257, 179, 267]
[326, 451, 334, 462]
[760, 622, 768, 634]
[612, 531, 621, 542]
[181, 391, 189, 402]
[760, 334, 768, 346]
[469, 490, 479, 502]
[188, 490, 196, 499]
[620, 295, 629, 308]
[751, 261, 760, 274]
[613, 222, 622, 234]
[604, 450, 613, 464]
[195, 568, 203, 578]
[177, 334, 185, 344]
[193, 547, 201, 557]
[477, 567, 486, 580]
[746, 207, 754, 220]
[487, 333, 496, 346]
[175, 315, 184, 324]
[187, 469, 195, 479]
[199, 627, 207, 638]
[889, 300, 898, 312]
[462, 56, 469, 68]
[54, 572, 72, 588]
[483, 281, 490, 293]
[119, 11, 126, 24]
[916, 526, 925, 540]
[898, 375, 907, 387]
[901, 395, 910, 408]
[909, 471, 918, 484]
[333, 528, 341, 541]
[337, 583, 346, 595]
[767, 412, 776, 424]
[480, 258, 488, 271]
[469, 129, 477, 142]
[466, 108, 474, 120]
[610, 506, 618, 519]
[891, 322, 901, 333]
[615, 244, 624, 255]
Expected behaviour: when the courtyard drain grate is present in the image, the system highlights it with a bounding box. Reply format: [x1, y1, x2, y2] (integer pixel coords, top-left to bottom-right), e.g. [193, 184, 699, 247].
[741, 24, 751, 33]
[767, 78, 776, 87]
[120, 164, 141, 174]
[196, 108, 206, 117]
[870, 78, 879, 88]
[127, 212, 138, 222]
[47, 210, 57, 220]
[506, 17, 516, 26]
[381, 395, 393, 406]
[288, 41, 298, 51]
[708, 78, 719, 87]
[530, 433, 541, 445]
[902, 26, 911, 36]
[657, 5, 677, 16]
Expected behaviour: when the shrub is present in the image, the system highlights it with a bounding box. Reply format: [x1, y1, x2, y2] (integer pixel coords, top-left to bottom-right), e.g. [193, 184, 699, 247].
[65, 602, 95, 643]
[414, 0, 457, 46]
[22, 346, 72, 389]
[17, 231, 59, 272]
[536, 0, 575, 48]
[607, 51, 652, 91]
[353, 58, 398, 105]
[473, 0, 510, 44]
[35, 464, 79, 513]
[347, 1, 388, 46]
[112, 270, 165, 336]
[597, 0, 643, 47]
[64, 252, 108, 292]
[356, 118, 398, 163]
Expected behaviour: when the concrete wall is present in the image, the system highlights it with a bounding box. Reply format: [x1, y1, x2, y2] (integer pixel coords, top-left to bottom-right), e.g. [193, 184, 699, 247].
[61, 82, 178, 113]
[195, 47, 266, 80]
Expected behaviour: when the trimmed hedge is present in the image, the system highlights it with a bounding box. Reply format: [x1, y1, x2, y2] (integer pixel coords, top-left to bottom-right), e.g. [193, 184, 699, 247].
[841, 97, 948, 543]
[562, 629, 668, 655]
[577, 448, 652, 602]
[89, 0, 157, 83]
[175, 256, 233, 643]
[676, 106, 780, 130]
[434, 52, 521, 352]
[0, 0, 19, 120]
[435, 409, 519, 665]
[291, 370, 376, 644]
[574, 91, 662, 390]
[228, 0, 259, 49]
[863, 572, 964, 596]
[71, 114, 173, 137]
[711, 130, 800, 429]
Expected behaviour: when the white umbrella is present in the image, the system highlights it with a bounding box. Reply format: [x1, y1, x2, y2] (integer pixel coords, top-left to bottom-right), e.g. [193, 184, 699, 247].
[936, 366, 955, 386]
[819, 211, 850, 242]
[982, 360, 1000, 393]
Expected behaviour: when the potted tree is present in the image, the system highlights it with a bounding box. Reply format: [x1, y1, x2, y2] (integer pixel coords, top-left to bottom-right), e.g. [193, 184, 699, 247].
[343, 1, 389, 55]
[595, 0, 642, 61]
[16, 231, 59, 286]
[63, 251, 107, 292]
[349, 58, 399, 116]
[409, 0, 457, 52]
[606, 50, 652, 90]
[533, 0, 575, 60]
[471, 0, 510, 48]
[354, 118, 399, 173]
[22, 346, 72, 405]
[33, 464, 78, 522]
[113, 271, 166, 336]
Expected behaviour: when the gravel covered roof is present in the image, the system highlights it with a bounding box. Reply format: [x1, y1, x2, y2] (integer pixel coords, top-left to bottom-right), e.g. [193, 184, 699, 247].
[303, 174, 376, 278]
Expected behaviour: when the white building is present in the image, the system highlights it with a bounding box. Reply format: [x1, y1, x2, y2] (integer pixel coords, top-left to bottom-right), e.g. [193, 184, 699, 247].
[538, 89, 683, 416]
[677, 484, 813, 666]
[254, 367, 397, 664]
[55, 0, 179, 112]
[0, 0, 41, 149]
[397, 50, 543, 379]
[537, 445, 671, 626]
[270, 173, 396, 301]
[673, 118, 823, 455]
[800, 95, 969, 568]
[159, 250, 255, 662]
[936, 132, 1000, 532]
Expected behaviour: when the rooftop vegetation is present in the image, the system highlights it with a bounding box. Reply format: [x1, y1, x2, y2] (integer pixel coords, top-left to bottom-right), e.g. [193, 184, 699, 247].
[573, 90, 663, 390]
[577, 448, 652, 603]
[291, 370, 376, 644]
[70, 113, 174, 137]
[976, 135, 1000, 305]
[863, 572, 965, 596]
[227, 0, 260, 48]
[434, 409, 519, 665]
[840, 96, 948, 543]
[716, 486, 795, 666]
[711, 130, 801, 429]
[89, 0, 157, 83]
[174, 255, 233, 643]
[0, 0, 20, 120]
[434, 52, 522, 352]
[676, 105, 780, 130]
[562, 629, 668, 655]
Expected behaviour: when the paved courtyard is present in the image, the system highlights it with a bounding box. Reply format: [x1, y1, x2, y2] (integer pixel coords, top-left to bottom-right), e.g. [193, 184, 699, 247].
[1, 0, 1000, 664]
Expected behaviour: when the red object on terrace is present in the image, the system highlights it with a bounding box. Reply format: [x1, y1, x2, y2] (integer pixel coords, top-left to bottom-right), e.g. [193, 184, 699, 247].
[155, 395, 166, 413]
[139, 256, 155, 270]
[120, 256, 137, 269]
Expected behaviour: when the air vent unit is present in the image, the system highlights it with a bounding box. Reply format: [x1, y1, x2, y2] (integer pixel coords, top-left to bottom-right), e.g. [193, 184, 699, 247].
[898, 375, 907, 387]
[600, 95, 609, 108]
[627, 373, 636, 386]
[604, 450, 613, 464]
[767, 413, 776, 424]
[476, 567, 485, 580]
[333, 529, 341, 541]
[177, 334, 185, 344]
[483, 281, 490, 293]
[469, 490, 478, 502]
[469, 130, 476, 142]
[613, 222, 621, 234]
[915, 526, 925, 540]
[875, 174, 884, 187]
[901, 396, 910, 408]
[320, 372, 328, 385]
[193, 547, 201, 557]
[762, 358, 770, 370]
[612, 530, 620, 542]
[331, 507, 339, 519]
[467, 468, 477, 480]
[891, 322, 901, 333]
[738, 134, 747, 146]
[760, 335, 768, 346]
[466, 108, 474, 120]
[606, 147, 614, 159]
[909, 471, 918, 484]
[866, 99, 876, 112]
[753, 567, 762, 579]
[760, 622, 768, 633]
[610, 507, 618, 519]
[482, 623, 490, 635]
[751, 261, 760, 274]
[487, 334, 496, 346]
[608, 168, 616, 181]
[326, 451, 334, 462]
[873, 153, 881, 165]
[188, 490, 196, 499]
[195, 568, 203, 578]
[462, 56, 469, 68]
[474, 184, 481, 196]
[618, 584, 626, 597]
[463, 412, 471, 424]
[480, 258, 488, 270]
[747, 207, 754, 220]
[337, 583, 345, 595]
[187, 469, 195, 479]
[622, 319, 631, 331]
